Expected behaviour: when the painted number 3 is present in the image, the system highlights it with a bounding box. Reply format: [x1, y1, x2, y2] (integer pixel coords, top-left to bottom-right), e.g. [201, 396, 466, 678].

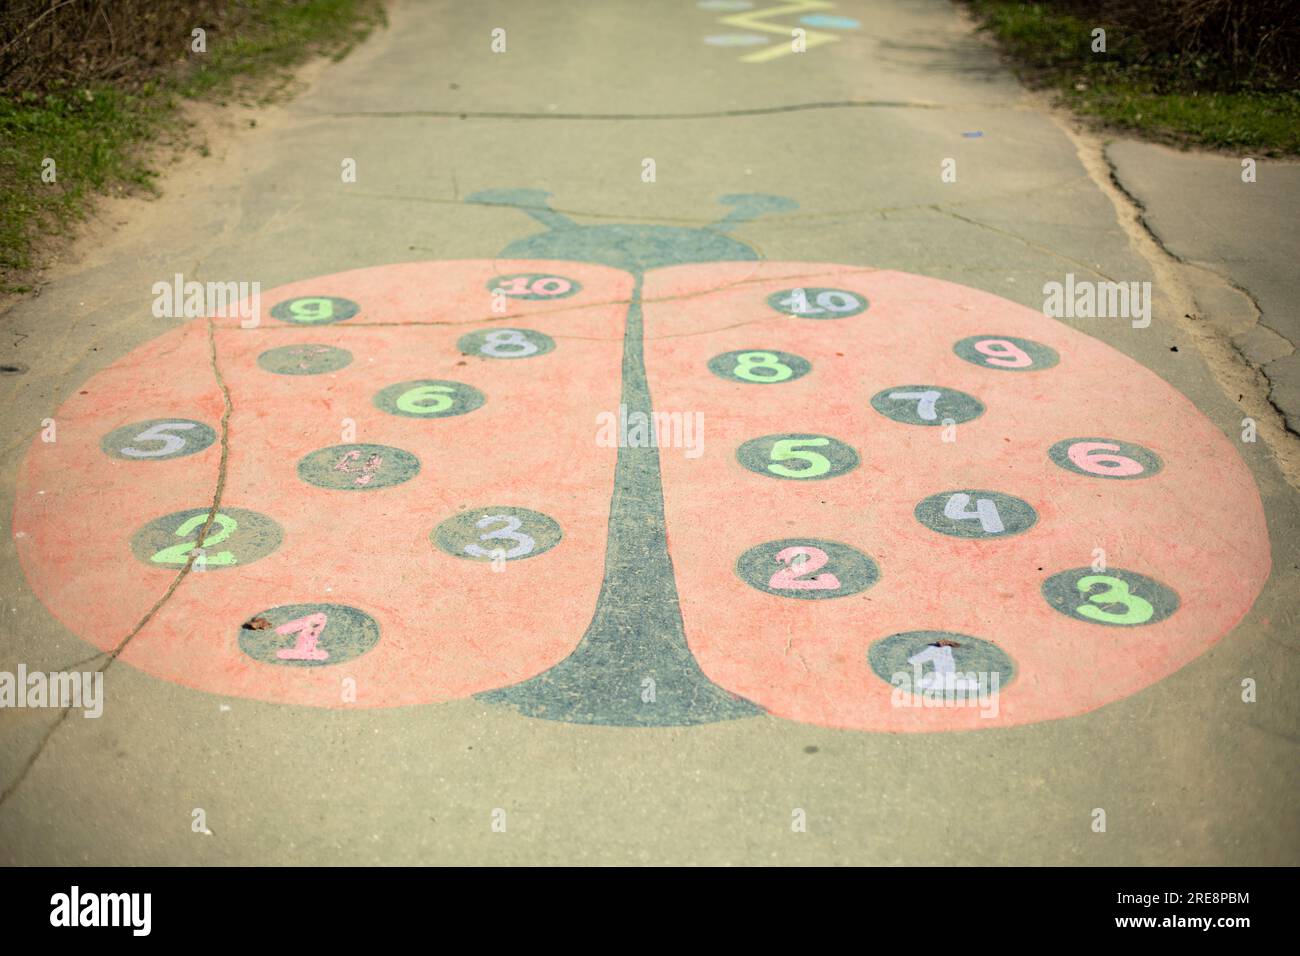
[1075, 575, 1154, 625]
[463, 515, 536, 559]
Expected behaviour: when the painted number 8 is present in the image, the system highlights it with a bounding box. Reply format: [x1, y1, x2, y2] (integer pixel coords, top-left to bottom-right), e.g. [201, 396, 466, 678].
[734, 351, 793, 382]
[482, 330, 539, 357]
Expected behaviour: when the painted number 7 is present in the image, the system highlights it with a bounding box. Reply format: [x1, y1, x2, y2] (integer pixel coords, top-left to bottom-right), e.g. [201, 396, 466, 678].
[889, 390, 941, 421]
[768, 438, 831, 478]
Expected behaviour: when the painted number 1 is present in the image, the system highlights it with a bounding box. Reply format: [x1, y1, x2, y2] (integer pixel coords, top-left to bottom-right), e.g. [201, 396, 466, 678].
[275, 612, 330, 661]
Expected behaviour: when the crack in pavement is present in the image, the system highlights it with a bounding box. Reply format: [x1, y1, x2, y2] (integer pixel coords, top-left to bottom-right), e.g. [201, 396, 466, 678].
[297, 99, 971, 122]
[1045, 106, 1300, 487]
[0, 315, 235, 807]
[929, 205, 1124, 282]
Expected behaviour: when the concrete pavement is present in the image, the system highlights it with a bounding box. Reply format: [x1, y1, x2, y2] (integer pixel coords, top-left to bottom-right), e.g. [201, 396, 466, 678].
[0, 0, 1297, 865]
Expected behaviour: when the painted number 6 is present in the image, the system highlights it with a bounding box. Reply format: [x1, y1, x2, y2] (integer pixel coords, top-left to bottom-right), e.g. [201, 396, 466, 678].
[1068, 441, 1144, 477]
[396, 384, 455, 414]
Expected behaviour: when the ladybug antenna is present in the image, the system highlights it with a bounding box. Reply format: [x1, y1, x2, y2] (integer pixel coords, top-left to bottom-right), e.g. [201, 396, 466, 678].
[466, 188, 575, 231]
[710, 193, 798, 234]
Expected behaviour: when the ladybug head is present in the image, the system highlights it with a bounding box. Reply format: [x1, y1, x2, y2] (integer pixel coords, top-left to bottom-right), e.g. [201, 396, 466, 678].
[467, 188, 797, 274]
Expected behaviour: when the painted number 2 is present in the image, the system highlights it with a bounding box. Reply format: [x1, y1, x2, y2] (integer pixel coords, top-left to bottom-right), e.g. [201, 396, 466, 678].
[463, 515, 535, 559]
[149, 513, 237, 566]
[768, 546, 840, 591]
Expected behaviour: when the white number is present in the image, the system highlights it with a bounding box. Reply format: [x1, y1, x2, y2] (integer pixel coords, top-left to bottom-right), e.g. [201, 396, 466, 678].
[908, 644, 980, 692]
[481, 329, 539, 357]
[121, 421, 197, 458]
[888, 390, 941, 421]
[464, 515, 535, 559]
[814, 291, 859, 312]
[778, 288, 861, 315]
[942, 493, 1005, 534]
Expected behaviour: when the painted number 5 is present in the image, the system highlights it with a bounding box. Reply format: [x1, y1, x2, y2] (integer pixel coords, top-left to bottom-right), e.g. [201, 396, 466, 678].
[121, 421, 197, 458]
[768, 438, 831, 478]
[463, 515, 535, 559]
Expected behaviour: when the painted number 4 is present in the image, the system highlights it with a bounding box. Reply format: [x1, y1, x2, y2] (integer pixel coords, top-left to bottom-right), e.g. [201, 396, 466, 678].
[943, 493, 1005, 533]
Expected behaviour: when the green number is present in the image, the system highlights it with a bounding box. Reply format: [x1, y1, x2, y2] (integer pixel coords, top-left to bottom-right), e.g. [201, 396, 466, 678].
[734, 351, 793, 383]
[288, 298, 335, 323]
[396, 384, 455, 414]
[1074, 575, 1155, 625]
[768, 438, 831, 478]
[150, 513, 238, 566]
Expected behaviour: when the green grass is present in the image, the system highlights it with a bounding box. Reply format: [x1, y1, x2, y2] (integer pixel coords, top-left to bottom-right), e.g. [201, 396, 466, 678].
[0, 0, 385, 292]
[966, 1, 1300, 155]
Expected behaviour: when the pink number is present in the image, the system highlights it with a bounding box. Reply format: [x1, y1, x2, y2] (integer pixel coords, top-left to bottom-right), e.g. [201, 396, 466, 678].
[975, 339, 1032, 368]
[275, 612, 329, 661]
[530, 277, 571, 296]
[335, 451, 381, 486]
[494, 276, 532, 295]
[1068, 441, 1144, 476]
[769, 546, 840, 590]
